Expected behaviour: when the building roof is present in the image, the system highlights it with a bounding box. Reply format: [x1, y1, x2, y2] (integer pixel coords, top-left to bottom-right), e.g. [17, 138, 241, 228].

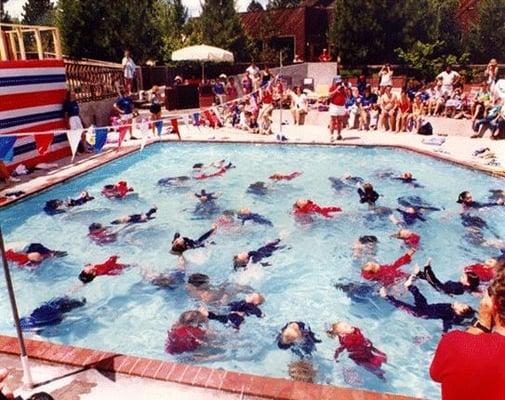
[239, 7, 306, 37]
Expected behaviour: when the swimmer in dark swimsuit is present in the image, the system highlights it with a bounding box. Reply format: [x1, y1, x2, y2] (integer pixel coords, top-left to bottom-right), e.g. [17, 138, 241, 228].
[5, 243, 67, 266]
[111, 207, 157, 225]
[142, 268, 186, 289]
[78, 256, 130, 283]
[391, 206, 426, 226]
[233, 239, 284, 270]
[352, 235, 378, 260]
[195, 189, 218, 203]
[387, 172, 423, 188]
[101, 181, 134, 199]
[488, 189, 505, 202]
[380, 276, 475, 332]
[44, 192, 94, 214]
[329, 174, 364, 193]
[237, 208, 273, 226]
[269, 172, 302, 181]
[88, 223, 118, 245]
[157, 176, 191, 186]
[165, 309, 209, 354]
[327, 321, 387, 379]
[415, 259, 481, 295]
[203, 292, 264, 329]
[247, 181, 270, 196]
[171, 226, 216, 255]
[277, 322, 321, 357]
[20, 296, 86, 331]
[457, 191, 504, 210]
[357, 183, 380, 206]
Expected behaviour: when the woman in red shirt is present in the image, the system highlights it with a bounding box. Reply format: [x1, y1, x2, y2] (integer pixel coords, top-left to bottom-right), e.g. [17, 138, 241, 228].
[430, 259, 505, 400]
[327, 76, 346, 141]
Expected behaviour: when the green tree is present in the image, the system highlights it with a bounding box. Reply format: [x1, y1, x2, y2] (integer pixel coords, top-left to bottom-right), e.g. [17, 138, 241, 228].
[427, 0, 462, 56]
[1, 0, 10, 22]
[199, 0, 250, 61]
[266, 0, 300, 9]
[56, 0, 161, 63]
[156, 0, 188, 63]
[247, 0, 264, 12]
[466, 0, 505, 63]
[22, 0, 55, 25]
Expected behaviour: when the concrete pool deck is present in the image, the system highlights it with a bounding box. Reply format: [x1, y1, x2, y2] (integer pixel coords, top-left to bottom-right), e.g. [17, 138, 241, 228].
[0, 117, 504, 208]
[1, 117, 503, 399]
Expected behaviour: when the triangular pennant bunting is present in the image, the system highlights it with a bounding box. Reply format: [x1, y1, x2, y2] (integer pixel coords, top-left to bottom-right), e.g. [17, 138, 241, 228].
[94, 128, 108, 152]
[170, 118, 181, 140]
[193, 112, 201, 127]
[67, 130, 82, 161]
[34, 133, 54, 155]
[155, 120, 163, 136]
[118, 125, 129, 148]
[0, 136, 17, 162]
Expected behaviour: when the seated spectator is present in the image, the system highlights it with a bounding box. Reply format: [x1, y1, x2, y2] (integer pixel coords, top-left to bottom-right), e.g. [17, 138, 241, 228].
[485, 58, 499, 87]
[288, 86, 308, 125]
[436, 65, 461, 96]
[430, 261, 505, 399]
[411, 93, 424, 131]
[213, 75, 226, 105]
[378, 85, 397, 131]
[396, 88, 412, 132]
[241, 73, 252, 95]
[471, 82, 492, 122]
[319, 48, 331, 62]
[427, 80, 445, 116]
[471, 101, 503, 139]
[358, 84, 378, 131]
[226, 77, 238, 102]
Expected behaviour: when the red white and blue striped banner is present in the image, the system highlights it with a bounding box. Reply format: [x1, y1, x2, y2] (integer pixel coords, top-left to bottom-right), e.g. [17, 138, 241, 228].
[0, 59, 69, 167]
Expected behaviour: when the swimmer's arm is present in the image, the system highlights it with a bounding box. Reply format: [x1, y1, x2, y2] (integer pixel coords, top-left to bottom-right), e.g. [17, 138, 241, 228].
[388, 214, 402, 226]
[333, 345, 345, 361]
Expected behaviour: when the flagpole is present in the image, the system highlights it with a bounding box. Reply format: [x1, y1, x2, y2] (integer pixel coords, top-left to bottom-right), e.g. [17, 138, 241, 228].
[279, 50, 283, 138]
[0, 226, 33, 388]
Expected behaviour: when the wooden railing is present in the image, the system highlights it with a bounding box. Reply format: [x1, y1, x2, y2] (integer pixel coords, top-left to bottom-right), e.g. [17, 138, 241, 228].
[0, 22, 62, 61]
[64, 59, 124, 102]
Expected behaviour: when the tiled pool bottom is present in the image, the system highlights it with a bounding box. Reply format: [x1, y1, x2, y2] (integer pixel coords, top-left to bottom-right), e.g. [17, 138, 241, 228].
[0, 335, 417, 399]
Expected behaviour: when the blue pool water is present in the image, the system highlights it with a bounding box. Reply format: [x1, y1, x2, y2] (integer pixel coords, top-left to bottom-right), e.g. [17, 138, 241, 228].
[0, 143, 504, 398]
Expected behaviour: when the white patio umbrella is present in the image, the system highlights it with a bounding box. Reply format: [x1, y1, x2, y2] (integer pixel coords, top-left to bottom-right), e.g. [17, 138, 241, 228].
[171, 44, 234, 82]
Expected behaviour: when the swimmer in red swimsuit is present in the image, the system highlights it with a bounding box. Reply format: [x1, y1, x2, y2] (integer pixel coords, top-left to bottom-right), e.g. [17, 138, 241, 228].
[361, 248, 416, 286]
[464, 258, 500, 282]
[327, 321, 387, 379]
[101, 181, 134, 199]
[5, 243, 67, 267]
[293, 199, 342, 218]
[269, 172, 302, 181]
[392, 229, 420, 248]
[78, 256, 129, 283]
[165, 309, 209, 354]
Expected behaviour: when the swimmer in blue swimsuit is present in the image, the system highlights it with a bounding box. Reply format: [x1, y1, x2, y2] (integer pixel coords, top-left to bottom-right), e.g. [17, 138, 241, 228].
[380, 276, 474, 332]
[111, 207, 157, 225]
[237, 208, 273, 226]
[358, 183, 380, 206]
[157, 176, 191, 187]
[20, 297, 86, 331]
[205, 293, 264, 329]
[247, 181, 270, 196]
[171, 226, 216, 255]
[233, 239, 284, 270]
[44, 191, 94, 214]
[195, 189, 218, 203]
[277, 321, 321, 357]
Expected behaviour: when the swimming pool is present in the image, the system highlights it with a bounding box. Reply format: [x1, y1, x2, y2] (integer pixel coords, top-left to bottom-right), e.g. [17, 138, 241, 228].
[0, 143, 504, 399]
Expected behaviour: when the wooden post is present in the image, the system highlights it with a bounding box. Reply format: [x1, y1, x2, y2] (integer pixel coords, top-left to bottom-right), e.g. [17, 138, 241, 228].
[52, 28, 62, 59]
[15, 28, 26, 60]
[0, 26, 7, 61]
[8, 32, 18, 60]
[34, 28, 43, 60]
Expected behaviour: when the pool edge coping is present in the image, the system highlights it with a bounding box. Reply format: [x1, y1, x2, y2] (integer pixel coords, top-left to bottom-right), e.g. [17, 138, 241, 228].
[0, 136, 503, 210]
[0, 334, 422, 400]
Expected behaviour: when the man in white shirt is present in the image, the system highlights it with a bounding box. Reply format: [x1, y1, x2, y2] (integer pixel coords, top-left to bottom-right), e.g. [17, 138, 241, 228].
[122, 49, 137, 95]
[246, 63, 260, 91]
[436, 65, 460, 96]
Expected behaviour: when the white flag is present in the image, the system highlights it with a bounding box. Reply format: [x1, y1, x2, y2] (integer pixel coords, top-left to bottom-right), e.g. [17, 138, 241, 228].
[139, 120, 149, 151]
[67, 130, 82, 161]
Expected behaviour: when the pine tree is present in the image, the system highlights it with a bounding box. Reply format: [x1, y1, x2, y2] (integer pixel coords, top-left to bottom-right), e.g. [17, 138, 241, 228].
[200, 0, 251, 61]
[266, 0, 300, 9]
[156, 0, 189, 63]
[247, 0, 264, 12]
[22, 0, 54, 25]
[56, 0, 162, 63]
[466, 0, 505, 63]
[1, 0, 11, 22]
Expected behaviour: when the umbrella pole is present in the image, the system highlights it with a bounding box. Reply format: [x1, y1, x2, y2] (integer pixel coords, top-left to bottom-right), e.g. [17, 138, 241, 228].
[201, 62, 205, 83]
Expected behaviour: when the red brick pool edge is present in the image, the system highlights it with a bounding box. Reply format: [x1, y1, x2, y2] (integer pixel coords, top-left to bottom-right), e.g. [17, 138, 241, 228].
[0, 335, 421, 400]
